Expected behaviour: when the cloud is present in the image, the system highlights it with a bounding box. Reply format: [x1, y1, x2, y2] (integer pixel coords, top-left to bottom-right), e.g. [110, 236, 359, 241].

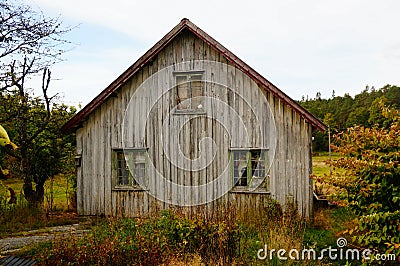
[25, 0, 400, 104]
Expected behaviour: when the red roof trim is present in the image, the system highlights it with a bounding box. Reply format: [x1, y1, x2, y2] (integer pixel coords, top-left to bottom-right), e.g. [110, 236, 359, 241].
[61, 18, 326, 133]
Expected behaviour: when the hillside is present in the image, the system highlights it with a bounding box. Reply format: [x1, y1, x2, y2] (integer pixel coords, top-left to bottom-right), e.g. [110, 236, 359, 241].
[298, 84, 400, 151]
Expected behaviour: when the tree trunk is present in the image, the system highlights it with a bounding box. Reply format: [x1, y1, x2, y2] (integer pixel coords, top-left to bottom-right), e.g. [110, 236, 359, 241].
[23, 180, 45, 204]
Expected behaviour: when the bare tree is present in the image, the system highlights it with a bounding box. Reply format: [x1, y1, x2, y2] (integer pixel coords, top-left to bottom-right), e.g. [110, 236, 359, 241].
[1, 0, 72, 91]
[0, 0, 75, 205]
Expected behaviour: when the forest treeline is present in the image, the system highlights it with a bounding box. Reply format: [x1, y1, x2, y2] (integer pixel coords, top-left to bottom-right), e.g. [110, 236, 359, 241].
[298, 84, 400, 151]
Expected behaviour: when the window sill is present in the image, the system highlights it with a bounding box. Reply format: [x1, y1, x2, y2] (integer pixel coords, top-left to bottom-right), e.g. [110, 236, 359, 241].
[229, 188, 271, 194]
[173, 110, 206, 115]
[112, 186, 148, 192]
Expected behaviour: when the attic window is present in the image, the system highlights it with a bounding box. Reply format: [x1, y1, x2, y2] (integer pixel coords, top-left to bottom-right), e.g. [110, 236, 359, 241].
[174, 71, 204, 112]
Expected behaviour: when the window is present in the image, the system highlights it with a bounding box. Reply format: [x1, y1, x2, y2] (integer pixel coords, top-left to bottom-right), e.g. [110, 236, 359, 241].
[116, 151, 131, 186]
[231, 149, 268, 189]
[233, 150, 248, 186]
[174, 71, 204, 112]
[113, 149, 147, 189]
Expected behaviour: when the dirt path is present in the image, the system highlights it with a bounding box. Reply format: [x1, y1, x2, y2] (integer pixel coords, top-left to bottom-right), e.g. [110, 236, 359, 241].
[0, 224, 89, 254]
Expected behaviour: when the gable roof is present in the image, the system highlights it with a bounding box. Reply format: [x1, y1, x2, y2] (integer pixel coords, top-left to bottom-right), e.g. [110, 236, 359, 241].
[61, 18, 326, 133]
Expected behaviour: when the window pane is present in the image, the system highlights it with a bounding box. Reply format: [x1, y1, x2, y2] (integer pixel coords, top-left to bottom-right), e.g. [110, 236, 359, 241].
[117, 152, 129, 186]
[176, 76, 189, 110]
[191, 79, 203, 109]
[176, 75, 188, 85]
[134, 163, 145, 178]
[131, 151, 146, 186]
[133, 152, 145, 163]
[233, 150, 248, 186]
[251, 150, 266, 178]
[190, 74, 202, 81]
[191, 74, 203, 97]
[250, 150, 260, 177]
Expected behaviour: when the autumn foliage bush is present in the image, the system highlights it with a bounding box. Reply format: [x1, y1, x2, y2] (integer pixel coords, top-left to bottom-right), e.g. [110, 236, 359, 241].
[326, 106, 400, 258]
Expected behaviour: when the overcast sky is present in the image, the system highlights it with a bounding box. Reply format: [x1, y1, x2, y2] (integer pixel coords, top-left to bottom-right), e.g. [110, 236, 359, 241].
[25, 0, 400, 107]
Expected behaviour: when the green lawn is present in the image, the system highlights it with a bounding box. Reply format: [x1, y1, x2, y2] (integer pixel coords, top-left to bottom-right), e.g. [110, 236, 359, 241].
[0, 174, 76, 237]
[312, 151, 342, 176]
[2, 174, 72, 210]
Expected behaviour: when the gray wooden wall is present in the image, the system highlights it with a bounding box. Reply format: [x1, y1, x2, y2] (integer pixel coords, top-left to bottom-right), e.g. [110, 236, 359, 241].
[75, 30, 313, 218]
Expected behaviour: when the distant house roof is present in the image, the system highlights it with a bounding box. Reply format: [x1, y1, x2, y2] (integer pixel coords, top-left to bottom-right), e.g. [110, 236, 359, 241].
[62, 18, 326, 133]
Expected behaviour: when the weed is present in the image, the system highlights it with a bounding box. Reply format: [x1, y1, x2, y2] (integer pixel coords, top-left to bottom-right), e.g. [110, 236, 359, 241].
[30, 201, 310, 265]
[0, 194, 77, 237]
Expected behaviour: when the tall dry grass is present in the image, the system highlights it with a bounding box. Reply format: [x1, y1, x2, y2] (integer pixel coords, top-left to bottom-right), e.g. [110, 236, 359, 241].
[0, 193, 77, 237]
[29, 198, 309, 265]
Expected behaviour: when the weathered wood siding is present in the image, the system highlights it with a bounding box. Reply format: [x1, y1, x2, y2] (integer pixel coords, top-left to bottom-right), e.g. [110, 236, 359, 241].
[76, 30, 313, 218]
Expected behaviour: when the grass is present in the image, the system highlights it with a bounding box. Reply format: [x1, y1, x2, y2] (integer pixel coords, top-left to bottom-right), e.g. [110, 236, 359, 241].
[305, 207, 356, 249]
[312, 151, 342, 176]
[2, 174, 73, 211]
[0, 174, 77, 238]
[21, 205, 358, 265]
[24, 203, 311, 265]
[307, 153, 365, 265]
[312, 152, 348, 201]
[2, 153, 362, 264]
[304, 207, 359, 266]
[0, 201, 78, 237]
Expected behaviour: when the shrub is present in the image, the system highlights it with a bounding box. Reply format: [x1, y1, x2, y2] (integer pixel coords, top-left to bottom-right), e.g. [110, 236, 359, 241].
[32, 203, 306, 265]
[330, 107, 400, 257]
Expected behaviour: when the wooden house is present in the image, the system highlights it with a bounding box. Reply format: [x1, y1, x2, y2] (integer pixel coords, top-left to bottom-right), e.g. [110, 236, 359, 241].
[62, 19, 326, 219]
